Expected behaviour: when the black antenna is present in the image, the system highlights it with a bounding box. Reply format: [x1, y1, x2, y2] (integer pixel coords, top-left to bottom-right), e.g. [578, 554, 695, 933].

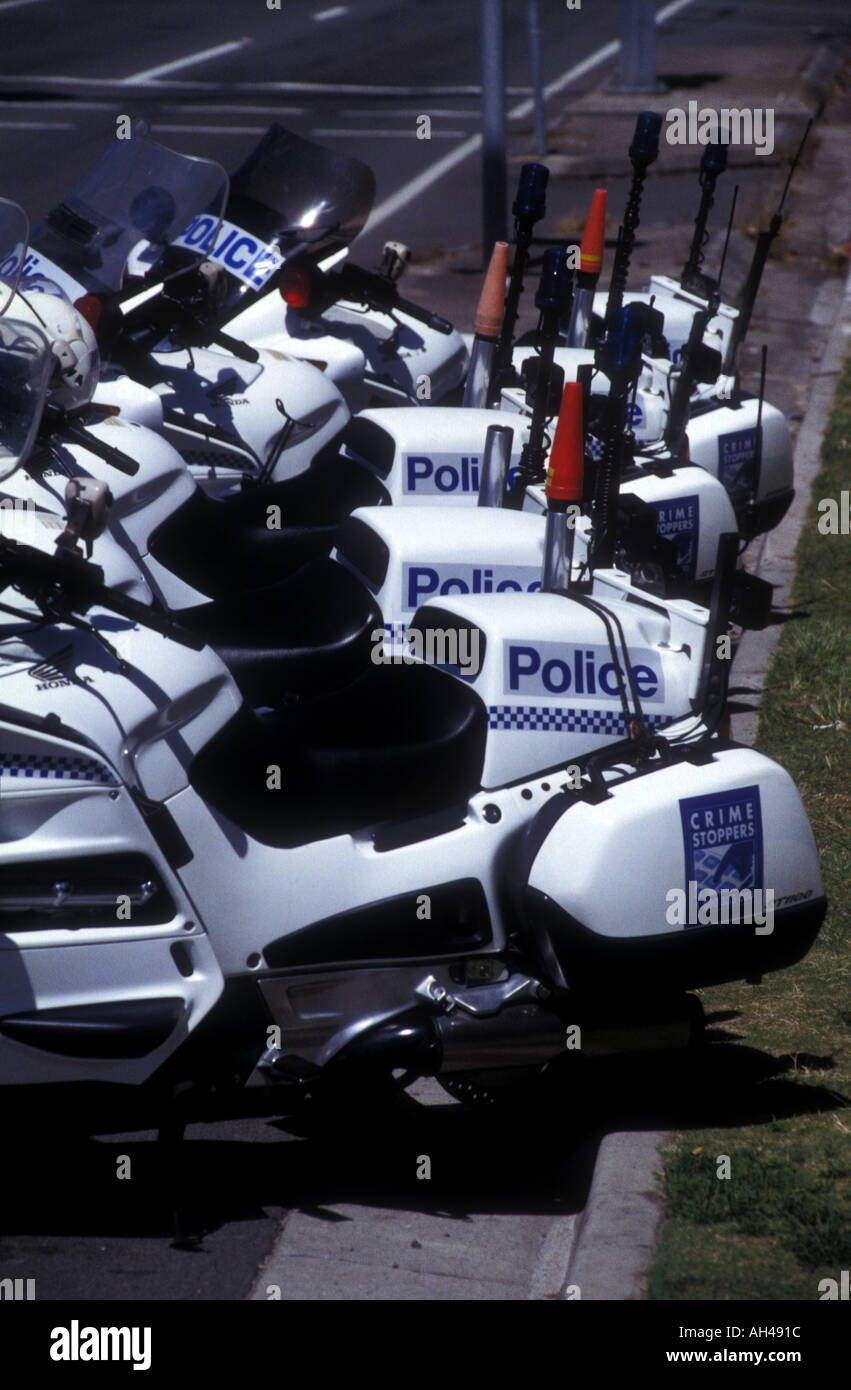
[627, 372, 641, 442]
[752, 344, 767, 498]
[695, 531, 740, 722]
[662, 215, 733, 458]
[604, 112, 663, 332]
[488, 162, 549, 404]
[716, 184, 739, 300]
[777, 118, 813, 218]
[722, 120, 812, 377]
[504, 247, 572, 509]
[680, 139, 728, 296]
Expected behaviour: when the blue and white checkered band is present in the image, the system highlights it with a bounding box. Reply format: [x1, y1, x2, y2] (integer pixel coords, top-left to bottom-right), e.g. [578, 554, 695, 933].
[585, 436, 606, 462]
[0, 751, 116, 785]
[488, 705, 670, 734]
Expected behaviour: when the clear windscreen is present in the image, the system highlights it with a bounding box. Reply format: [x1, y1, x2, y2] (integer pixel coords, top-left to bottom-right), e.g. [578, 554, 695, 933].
[0, 320, 52, 481]
[225, 123, 375, 259]
[0, 199, 30, 314]
[30, 133, 228, 294]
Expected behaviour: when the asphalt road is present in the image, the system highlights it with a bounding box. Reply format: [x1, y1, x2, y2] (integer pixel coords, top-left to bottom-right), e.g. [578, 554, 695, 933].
[0, 0, 678, 262]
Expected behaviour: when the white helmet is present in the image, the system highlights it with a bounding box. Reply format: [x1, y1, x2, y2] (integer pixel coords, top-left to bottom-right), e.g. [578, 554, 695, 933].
[5, 282, 99, 410]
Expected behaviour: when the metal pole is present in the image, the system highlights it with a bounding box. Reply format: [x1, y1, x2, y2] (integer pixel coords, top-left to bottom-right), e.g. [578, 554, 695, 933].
[481, 0, 507, 263]
[618, 0, 658, 94]
[526, 0, 547, 154]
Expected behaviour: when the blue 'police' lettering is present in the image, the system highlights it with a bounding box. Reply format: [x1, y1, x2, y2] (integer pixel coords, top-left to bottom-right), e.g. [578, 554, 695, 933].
[506, 642, 664, 702]
[405, 563, 542, 610]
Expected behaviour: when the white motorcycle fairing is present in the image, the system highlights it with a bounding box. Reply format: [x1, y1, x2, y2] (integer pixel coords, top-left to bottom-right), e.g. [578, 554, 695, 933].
[338, 407, 740, 583]
[224, 291, 468, 412]
[334, 468, 732, 654]
[591, 274, 738, 365]
[0, 610, 238, 1086]
[145, 342, 350, 494]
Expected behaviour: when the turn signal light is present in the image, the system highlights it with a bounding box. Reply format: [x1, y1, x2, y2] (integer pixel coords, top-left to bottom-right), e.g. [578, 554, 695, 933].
[278, 264, 312, 308]
[73, 295, 102, 334]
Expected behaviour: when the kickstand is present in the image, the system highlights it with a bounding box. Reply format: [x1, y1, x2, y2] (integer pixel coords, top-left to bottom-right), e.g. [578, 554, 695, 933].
[157, 1092, 203, 1251]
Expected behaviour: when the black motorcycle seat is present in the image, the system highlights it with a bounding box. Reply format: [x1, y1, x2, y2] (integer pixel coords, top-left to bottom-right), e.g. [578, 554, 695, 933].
[189, 661, 488, 847]
[176, 556, 382, 703]
[148, 450, 388, 598]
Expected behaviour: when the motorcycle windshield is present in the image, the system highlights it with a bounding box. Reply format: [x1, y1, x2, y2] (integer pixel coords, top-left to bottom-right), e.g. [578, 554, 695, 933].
[30, 133, 228, 294]
[0, 199, 29, 314]
[225, 123, 376, 260]
[0, 320, 52, 482]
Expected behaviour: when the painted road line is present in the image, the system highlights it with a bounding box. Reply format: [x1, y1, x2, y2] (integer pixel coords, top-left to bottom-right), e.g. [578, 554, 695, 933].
[0, 77, 532, 96]
[364, 0, 700, 234]
[126, 38, 251, 85]
[311, 128, 468, 139]
[338, 108, 480, 119]
[167, 103, 306, 115]
[0, 119, 75, 128]
[157, 124, 268, 135]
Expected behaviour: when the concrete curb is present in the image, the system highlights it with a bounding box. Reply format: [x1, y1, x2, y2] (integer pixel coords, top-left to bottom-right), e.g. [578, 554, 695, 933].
[731, 260, 851, 745]
[561, 1131, 668, 1300]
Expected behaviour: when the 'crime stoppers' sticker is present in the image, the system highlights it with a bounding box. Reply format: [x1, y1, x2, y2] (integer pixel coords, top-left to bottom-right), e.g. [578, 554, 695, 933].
[679, 784, 764, 894]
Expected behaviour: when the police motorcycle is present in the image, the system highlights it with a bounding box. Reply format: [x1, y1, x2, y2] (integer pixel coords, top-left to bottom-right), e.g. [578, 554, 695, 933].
[0, 164, 778, 726]
[0, 208, 779, 798]
[467, 119, 741, 396]
[149, 122, 468, 413]
[25, 130, 352, 496]
[3, 243, 770, 718]
[17, 118, 785, 607]
[326, 248, 774, 656]
[586, 117, 811, 384]
[0, 323, 826, 1125]
[480, 119, 801, 540]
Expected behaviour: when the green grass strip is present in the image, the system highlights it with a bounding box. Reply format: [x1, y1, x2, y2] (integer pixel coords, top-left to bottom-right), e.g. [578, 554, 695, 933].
[648, 351, 851, 1301]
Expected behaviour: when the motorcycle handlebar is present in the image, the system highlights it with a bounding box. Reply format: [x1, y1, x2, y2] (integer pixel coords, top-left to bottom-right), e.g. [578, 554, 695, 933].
[332, 262, 454, 334]
[0, 537, 207, 652]
[205, 327, 261, 364]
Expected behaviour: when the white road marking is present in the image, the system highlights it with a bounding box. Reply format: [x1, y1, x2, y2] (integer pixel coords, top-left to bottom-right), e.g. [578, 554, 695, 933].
[171, 103, 305, 115]
[157, 124, 268, 135]
[0, 0, 49, 11]
[244, 82, 533, 95]
[339, 108, 480, 119]
[313, 5, 348, 19]
[0, 76, 532, 96]
[364, 0, 700, 233]
[0, 99, 304, 117]
[0, 119, 75, 128]
[126, 38, 251, 85]
[312, 128, 467, 139]
[0, 98, 114, 109]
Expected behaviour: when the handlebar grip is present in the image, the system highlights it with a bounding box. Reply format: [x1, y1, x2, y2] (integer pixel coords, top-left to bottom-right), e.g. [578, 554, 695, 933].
[0, 539, 208, 652]
[208, 328, 260, 364]
[394, 296, 454, 335]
